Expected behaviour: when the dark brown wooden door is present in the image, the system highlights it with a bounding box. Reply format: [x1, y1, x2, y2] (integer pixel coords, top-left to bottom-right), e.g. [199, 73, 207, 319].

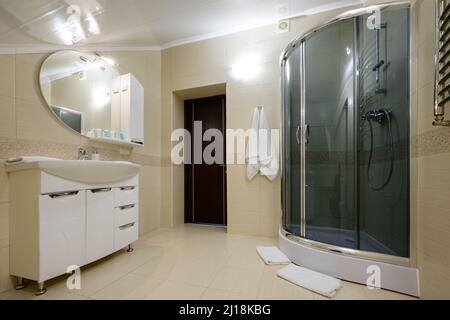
[185, 95, 227, 225]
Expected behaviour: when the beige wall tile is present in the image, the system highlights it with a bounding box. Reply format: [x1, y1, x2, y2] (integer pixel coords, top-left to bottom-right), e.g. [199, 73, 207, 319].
[15, 57, 45, 104]
[0, 203, 9, 248]
[0, 55, 14, 98]
[16, 98, 81, 145]
[0, 166, 9, 204]
[0, 246, 13, 293]
[0, 95, 16, 139]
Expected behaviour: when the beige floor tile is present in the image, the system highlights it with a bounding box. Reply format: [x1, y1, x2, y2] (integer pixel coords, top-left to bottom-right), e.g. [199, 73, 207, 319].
[0, 282, 87, 300]
[257, 268, 315, 300]
[145, 280, 205, 300]
[209, 265, 264, 297]
[200, 289, 256, 300]
[92, 274, 162, 300]
[0, 224, 416, 300]
[130, 247, 180, 280]
[51, 263, 128, 297]
[167, 260, 223, 287]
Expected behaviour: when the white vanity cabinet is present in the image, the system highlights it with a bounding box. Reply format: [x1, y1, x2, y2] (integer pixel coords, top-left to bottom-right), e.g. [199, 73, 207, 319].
[8, 168, 139, 295]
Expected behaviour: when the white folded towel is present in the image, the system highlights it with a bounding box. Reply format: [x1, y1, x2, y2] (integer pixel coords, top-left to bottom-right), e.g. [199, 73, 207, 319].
[5, 156, 60, 165]
[256, 246, 290, 265]
[277, 264, 342, 298]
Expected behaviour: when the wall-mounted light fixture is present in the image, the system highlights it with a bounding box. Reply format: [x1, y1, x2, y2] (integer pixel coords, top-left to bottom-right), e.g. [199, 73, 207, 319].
[231, 54, 261, 81]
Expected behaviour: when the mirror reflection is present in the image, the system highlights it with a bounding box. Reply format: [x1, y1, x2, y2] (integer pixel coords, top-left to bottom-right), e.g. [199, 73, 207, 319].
[39, 50, 144, 145]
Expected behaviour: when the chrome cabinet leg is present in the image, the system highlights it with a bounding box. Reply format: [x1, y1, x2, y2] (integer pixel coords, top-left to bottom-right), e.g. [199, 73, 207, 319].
[15, 277, 27, 290]
[35, 282, 47, 296]
[127, 243, 134, 252]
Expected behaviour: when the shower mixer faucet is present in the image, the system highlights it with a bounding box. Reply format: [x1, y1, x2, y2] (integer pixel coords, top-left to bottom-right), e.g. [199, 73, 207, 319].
[362, 109, 391, 124]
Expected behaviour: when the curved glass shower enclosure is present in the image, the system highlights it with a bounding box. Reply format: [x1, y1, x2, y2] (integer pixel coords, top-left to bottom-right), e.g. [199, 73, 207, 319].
[281, 4, 410, 260]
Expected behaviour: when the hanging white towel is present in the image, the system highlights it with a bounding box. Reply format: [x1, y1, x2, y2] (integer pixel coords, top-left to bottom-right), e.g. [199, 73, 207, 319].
[246, 107, 260, 180]
[257, 108, 278, 181]
[246, 106, 279, 181]
[256, 246, 290, 265]
[277, 264, 342, 298]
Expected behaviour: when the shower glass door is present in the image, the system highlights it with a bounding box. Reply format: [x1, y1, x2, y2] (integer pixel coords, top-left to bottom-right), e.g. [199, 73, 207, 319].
[281, 5, 410, 259]
[282, 45, 302, 236]
[303, 19, 358, 248]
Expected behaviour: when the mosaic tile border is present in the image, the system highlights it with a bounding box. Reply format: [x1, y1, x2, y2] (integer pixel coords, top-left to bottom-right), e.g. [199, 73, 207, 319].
[0, 137, 164, 167]
[2, 128, 450, 168]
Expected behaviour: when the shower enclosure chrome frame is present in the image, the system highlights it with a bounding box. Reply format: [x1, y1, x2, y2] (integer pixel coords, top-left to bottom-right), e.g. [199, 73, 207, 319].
[280, 1, 413, 268]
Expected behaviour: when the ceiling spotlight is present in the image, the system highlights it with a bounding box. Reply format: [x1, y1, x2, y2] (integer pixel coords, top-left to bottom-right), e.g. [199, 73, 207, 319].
[78, 71, 86, 80]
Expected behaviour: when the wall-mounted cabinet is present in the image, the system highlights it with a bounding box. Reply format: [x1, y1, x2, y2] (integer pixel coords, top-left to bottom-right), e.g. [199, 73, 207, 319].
[111, 73, 145, 145]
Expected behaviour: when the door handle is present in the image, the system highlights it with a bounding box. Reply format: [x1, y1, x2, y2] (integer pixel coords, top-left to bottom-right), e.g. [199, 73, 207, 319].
[48, 191, 79, 199]
[296, 125, 300, 145]
[119, 222, 135, 230]
[304, 124, 310, 145]
[91, 188, 112, 193]
[119, 204, 135, 210]
[120, 186, 135, 191]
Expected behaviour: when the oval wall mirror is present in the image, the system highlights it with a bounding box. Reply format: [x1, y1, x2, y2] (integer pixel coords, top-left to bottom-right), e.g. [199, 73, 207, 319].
[39, 50, 145, 146]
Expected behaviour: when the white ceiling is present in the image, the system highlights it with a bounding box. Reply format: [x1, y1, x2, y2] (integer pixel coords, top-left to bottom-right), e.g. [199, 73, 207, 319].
[0, 0, 364, 51]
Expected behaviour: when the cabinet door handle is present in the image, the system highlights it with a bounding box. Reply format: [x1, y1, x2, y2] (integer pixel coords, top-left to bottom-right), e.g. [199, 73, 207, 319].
[120, 186, 135, 191]
[119, 222, 135, 230]
[119, 204, 135, 210]
[91, 188, 112, 193]
[49, 191, 79, 199]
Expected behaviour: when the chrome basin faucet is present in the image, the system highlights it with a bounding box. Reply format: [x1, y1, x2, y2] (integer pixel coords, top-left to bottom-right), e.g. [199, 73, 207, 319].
[78, 147, 87, 160]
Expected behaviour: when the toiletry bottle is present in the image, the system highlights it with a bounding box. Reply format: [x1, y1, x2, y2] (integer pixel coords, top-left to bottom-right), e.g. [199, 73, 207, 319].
[91, 150, 100, 161]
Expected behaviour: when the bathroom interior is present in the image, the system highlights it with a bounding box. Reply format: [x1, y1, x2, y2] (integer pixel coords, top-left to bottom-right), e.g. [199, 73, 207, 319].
[0, 0, 448, 301]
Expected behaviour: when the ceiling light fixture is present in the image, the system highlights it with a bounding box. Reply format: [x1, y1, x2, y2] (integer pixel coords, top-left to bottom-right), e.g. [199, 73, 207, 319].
[86, 15, 100, 35]
[101, 56, 116, 66]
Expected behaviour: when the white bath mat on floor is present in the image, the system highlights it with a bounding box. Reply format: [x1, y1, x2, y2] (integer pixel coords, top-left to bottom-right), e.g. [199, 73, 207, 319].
[277, 264, 342, 298]
[256, 246, 290, 265]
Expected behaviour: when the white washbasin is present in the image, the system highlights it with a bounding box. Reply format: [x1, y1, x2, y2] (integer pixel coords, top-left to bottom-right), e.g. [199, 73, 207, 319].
[5, 157, 141, 184]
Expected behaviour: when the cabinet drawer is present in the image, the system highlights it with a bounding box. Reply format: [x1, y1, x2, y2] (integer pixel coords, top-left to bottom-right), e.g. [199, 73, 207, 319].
[114, 186, 138, 207]
[114, 221, 138, 250]
[114, 204, 138, 227]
